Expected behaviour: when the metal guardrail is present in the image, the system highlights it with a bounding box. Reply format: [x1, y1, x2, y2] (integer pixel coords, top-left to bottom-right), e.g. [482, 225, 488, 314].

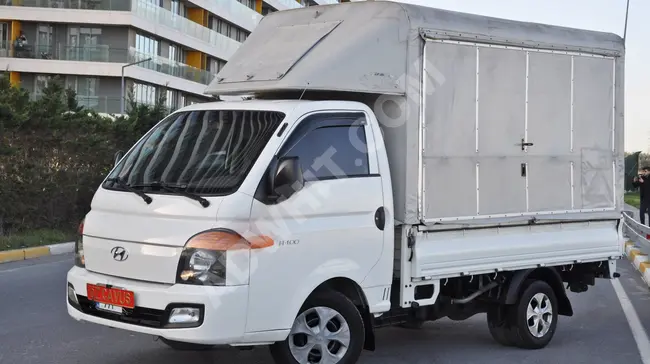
[622, 210, 650, 248]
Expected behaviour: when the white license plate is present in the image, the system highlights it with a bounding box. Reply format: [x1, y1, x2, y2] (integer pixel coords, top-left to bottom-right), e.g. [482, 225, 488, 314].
[96, 302, 124, 314]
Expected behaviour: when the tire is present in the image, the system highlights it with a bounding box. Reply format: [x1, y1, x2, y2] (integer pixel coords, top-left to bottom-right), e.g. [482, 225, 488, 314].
[159, 337, 215, 351]
[269, 290, 365, 364]
[508, 280, 559, 349]
[486, 305, 516, 346]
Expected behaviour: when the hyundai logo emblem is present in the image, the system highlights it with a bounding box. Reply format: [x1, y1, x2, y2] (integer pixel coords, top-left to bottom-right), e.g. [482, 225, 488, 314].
[111, 246, 129, 262]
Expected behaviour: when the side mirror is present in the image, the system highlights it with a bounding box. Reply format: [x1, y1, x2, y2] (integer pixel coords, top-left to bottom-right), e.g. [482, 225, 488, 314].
[270, 156, 304, 201]
[114, 150, 125, 167]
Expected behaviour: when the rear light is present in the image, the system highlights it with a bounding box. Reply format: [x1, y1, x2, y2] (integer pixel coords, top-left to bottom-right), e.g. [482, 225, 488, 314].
[75, 219, 85, 268]
[175, 229, 273, 286]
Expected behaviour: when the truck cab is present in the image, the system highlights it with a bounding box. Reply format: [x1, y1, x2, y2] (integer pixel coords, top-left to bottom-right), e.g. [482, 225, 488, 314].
[67, 100, 394, 359]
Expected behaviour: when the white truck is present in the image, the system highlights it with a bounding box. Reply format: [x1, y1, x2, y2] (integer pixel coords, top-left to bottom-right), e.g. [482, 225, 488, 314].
[66, 1, 625, 363]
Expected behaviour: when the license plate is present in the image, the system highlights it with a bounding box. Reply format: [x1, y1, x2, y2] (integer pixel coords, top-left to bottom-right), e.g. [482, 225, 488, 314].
[96, 302, 123, 314]
[86, 283, 135, 309]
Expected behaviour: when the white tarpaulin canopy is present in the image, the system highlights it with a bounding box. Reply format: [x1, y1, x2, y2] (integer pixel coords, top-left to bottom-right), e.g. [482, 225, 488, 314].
[206, 1, 625, 227]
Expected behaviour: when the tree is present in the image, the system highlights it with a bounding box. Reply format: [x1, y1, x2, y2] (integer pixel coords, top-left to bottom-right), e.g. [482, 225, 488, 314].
[0, 73, 171, 234]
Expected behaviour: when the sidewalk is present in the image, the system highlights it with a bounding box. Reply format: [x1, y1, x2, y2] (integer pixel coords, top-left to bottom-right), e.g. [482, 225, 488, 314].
[622, 203, 650, 287]
[0, 241, 75, 264]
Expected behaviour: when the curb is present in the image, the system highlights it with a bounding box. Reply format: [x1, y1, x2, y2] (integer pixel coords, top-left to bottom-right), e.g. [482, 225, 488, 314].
[0, 242, 75, 264]
[625, 240, 650, 287]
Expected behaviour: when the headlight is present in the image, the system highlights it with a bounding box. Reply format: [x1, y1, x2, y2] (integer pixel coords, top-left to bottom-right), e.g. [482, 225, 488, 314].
[176, 229, 273, 286]
[75, 219, 85, 268]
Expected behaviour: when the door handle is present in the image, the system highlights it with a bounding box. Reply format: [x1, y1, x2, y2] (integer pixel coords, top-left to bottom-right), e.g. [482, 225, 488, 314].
[519, 138, 534, 151]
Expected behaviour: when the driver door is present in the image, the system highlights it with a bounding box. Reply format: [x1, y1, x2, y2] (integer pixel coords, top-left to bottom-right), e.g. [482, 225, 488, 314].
[245, 111, 386, 332]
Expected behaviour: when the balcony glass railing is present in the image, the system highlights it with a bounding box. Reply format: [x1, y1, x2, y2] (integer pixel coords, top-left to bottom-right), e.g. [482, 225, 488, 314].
[128, 47, 216, 86]
[272, 0, 303, 10]
[4, 0, 131, 11]
[2, 42, 215, 85]
[202, 0, 262, 32]
[5, 0, 243, 59]
[132, 0, 241, 59]
[5, 42, 129, 62]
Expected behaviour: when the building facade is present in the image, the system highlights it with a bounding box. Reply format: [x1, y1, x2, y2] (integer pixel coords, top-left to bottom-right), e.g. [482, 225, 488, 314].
[0, 0, 343, 114]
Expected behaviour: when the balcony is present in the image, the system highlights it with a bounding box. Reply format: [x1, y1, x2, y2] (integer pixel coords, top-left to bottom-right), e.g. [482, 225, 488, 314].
[187, 0, 262, 32]
[129, 47, 215, 86]
[267, 0, 303, 10]
[132, 0, 241, 60]
[3, 41, 128, 62]
[312, 0, 340, 4]
[4, 0, 131, 11]
[2, 0, 243, 61]
[75, 95, 121, 114]
[2, 42, 215, 86]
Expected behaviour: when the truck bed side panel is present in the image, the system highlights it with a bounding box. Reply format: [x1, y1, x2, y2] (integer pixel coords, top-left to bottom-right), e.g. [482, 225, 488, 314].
[412, 221, 621, 280]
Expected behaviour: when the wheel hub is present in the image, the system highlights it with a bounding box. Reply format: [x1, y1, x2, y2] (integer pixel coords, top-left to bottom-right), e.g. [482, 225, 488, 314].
[526, 292, 553, 338]
[288, 306, 351, 364]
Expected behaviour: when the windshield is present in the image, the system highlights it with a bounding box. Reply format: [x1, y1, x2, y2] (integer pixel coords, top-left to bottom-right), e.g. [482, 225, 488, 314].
[104, 109, 285, 196]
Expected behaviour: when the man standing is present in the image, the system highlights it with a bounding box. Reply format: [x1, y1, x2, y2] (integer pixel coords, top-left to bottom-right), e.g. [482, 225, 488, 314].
[633, 167, 650, 225]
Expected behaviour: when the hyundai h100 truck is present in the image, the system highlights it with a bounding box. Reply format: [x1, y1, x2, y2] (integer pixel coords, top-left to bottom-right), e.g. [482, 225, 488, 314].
[66, 2, 625, 363]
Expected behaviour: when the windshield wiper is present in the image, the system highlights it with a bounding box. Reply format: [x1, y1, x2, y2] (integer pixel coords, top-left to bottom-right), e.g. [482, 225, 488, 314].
[105, 177, 153, 204]
[145, 181, 210, 208]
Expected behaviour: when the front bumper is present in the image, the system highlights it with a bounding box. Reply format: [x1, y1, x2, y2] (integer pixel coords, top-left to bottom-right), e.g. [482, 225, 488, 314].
[66, 266, 251, 345]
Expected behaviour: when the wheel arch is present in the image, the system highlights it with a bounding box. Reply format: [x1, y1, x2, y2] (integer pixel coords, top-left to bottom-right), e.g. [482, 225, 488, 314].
[304, 277, 376, 351]
[504, 268, 573, 316]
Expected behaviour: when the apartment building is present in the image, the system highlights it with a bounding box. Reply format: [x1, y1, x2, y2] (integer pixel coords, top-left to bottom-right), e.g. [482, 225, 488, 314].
[0, 0, 342, 114]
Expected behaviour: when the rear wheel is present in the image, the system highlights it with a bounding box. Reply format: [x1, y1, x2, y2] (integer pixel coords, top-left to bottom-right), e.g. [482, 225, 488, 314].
[158, 337, 214, 351]
[487, 280, 559, 349]
[512, 280, 558, 349]
[269, 291, 365, 364]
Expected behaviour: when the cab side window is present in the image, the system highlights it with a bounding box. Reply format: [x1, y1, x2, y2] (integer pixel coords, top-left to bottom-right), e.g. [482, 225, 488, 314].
[279, 114, 370, 182]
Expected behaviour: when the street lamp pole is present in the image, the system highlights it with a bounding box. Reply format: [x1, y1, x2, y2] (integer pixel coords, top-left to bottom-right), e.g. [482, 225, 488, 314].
[623, 0, 631, 46]
[120, 57, 152, 114]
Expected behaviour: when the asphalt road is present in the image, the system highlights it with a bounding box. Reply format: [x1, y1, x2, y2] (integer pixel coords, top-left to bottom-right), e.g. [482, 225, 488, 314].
[1, 253, 649, 364]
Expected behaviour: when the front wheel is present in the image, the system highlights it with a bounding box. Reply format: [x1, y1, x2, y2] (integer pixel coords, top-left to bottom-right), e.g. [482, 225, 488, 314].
[269, 291, 365, 364]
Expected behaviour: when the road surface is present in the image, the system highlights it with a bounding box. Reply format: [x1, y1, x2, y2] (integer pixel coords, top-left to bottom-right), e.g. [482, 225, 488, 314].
[1, 253, 649, 364]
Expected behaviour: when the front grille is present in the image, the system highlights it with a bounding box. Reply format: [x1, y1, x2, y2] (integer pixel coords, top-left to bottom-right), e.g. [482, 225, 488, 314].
[76, 295, 166, 328]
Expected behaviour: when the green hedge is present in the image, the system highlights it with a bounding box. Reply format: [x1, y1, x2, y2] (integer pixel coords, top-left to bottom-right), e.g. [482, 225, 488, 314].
[0, 75, 169, 234]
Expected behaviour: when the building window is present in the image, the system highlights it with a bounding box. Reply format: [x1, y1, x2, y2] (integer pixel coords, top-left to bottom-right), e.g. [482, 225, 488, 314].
[133, 82, 157, 105]
[68, 26, 102, 47]
[67, 76, 99, 109]
[165, 89, 179, 111]
[261, 3, 276, 15]
[34, 75, 51, 95]
[169, 44, 183, 62]
[236, 31, 248, 42]
[238, 0, 255, 10]
[36, 24, 53, 55]
[66, 76, 98, 96]
[209, 57, 227, 74]
[135, 33, 160, 56]
[171, 0, 181, 15]
[211, 17, 250, 43]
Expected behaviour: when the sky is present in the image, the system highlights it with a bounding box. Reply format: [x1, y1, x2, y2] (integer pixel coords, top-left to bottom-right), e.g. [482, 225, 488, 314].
[395, 0, 647, 153]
